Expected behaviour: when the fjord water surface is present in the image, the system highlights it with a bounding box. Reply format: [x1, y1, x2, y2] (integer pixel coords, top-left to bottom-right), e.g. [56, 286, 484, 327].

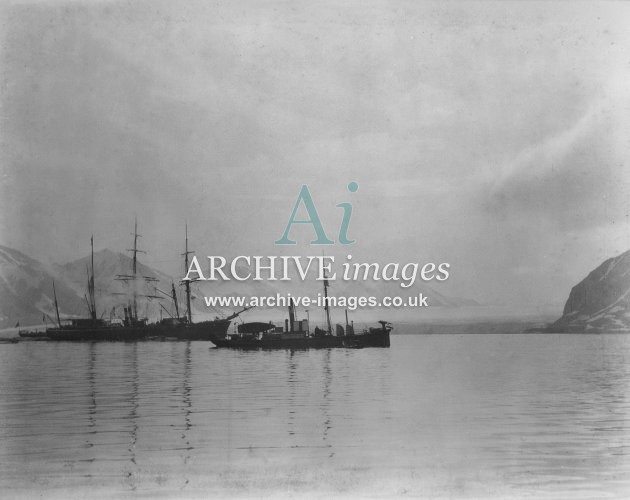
[0, 330, 629, 498]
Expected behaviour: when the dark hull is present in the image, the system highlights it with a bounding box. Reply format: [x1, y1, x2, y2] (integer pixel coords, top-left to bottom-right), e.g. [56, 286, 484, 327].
[45, 325, 150, 341]
[36, 319, 231, 342]
[147, 320, 231, 341]
[18, 330, 49, 339]
[210, 330, 390, 350]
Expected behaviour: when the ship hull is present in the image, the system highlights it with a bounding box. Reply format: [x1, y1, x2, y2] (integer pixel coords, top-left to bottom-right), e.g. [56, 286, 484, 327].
[148, 320, 231, 341]
[18, 330, 50, 339]
[210, 328, 390, 350]
[44, 326, 150, 341]
[39, 319, 231, 342]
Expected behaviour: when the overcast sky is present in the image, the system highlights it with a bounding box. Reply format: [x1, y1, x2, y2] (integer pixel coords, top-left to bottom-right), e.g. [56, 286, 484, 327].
[1, 0, 629, 311]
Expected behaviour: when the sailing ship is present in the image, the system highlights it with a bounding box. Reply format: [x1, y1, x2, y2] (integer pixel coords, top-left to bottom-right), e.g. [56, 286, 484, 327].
[23, 234, 151, 341]
[20, 223, 249, 341]
[209, 271, 392, 349]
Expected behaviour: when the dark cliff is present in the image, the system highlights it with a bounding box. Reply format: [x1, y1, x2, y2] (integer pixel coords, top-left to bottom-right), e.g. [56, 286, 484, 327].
[550, 249, 630, 332]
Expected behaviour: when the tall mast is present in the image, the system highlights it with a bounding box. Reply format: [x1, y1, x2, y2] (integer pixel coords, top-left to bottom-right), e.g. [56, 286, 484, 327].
[183, 224, 193, 324]
[132, 220, 138, 319]
[53, 281, 61, 327]
[116, 219, 156, 323]
[323, 271, 332, 335]
[123, 219, 145, 320]
[89, 235, 96, 320]
[171, 282, 180, 319]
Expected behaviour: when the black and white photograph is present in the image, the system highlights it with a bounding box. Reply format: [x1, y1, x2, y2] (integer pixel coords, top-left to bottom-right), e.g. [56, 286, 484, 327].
[1, 1, 629, 498]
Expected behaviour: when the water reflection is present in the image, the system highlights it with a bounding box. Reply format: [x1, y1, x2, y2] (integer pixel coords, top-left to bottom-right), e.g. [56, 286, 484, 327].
[88, 342, 96, 442]
[0, 335, 628, 498]
[321, 349, 332, 454]
[182, 341, 192, 454]
[180, 342, 192, 490]
[287, 350, 297, 438]
[128, 342, 138, 467]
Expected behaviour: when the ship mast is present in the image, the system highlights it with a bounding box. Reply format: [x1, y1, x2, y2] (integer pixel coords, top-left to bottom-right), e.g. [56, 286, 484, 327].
[130, 220, 140, 320]
[171, 282, 180, 320]
[116, 219, 157, 323]
[183, 224, 193, 324]
[53, 281, 62, 327]
[323, 270, 332, 335]
[89, 235, 96, 320]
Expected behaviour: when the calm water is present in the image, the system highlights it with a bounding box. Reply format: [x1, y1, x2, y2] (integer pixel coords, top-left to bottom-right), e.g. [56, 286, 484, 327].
[1, 332, 629, 498]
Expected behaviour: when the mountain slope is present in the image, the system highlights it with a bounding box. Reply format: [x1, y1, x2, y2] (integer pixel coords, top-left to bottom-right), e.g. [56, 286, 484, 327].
[549, 249, 630, 332]
[1, 244, 480, 329]
[0, 245, 85, 328]
[0, 246, 191, 328]
[193, 259, 478, 325]
[58, 249, 206, 322]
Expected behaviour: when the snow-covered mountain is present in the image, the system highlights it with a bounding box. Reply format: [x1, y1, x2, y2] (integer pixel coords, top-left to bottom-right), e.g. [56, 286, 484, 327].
[58, 248, 190, 323]
[549, 249, 630, 332]
[0, 245, 84, 328]
[192, 259, 478, 325]
[0, 246, 193, 328]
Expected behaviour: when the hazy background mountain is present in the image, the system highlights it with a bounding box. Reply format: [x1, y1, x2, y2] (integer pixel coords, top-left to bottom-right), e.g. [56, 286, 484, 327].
[59, 248, 188, 323]
[0, 244, 480, 329]
[0, 245, 202, 328]
[12, 240, 622, 333]
[0, 245, 85, 328]
[194, 257, 479, 326]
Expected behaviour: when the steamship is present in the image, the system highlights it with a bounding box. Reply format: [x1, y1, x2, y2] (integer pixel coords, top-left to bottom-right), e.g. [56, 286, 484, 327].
[209, 274, 392, 349]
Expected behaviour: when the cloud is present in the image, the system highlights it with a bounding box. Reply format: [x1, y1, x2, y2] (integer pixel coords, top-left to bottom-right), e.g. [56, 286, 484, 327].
[481, 92, 630, 233]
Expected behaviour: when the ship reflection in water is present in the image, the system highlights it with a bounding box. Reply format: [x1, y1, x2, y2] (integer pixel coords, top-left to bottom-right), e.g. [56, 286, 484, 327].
[1, 332, 630, 498]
